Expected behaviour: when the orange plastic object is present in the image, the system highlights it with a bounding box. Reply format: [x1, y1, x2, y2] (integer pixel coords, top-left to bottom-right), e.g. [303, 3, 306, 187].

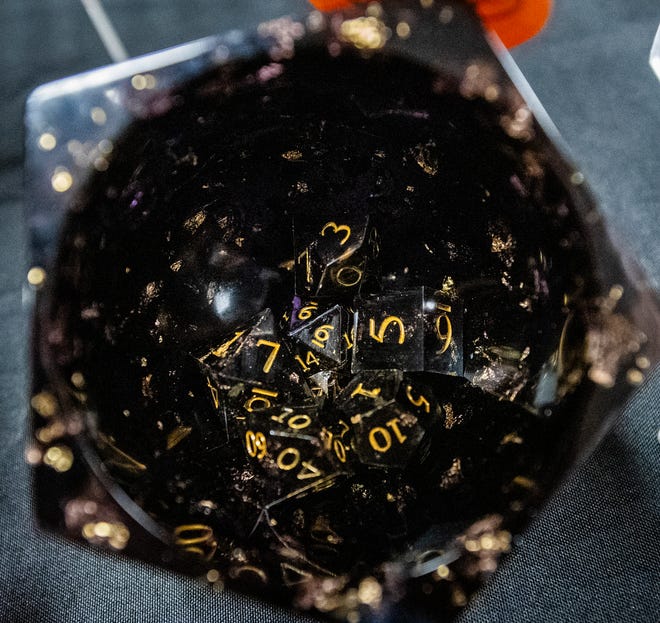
[307, 0, 552, 48]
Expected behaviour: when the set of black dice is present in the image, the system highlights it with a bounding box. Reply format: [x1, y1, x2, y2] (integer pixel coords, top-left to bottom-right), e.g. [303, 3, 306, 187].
[195, 211, 464, 507]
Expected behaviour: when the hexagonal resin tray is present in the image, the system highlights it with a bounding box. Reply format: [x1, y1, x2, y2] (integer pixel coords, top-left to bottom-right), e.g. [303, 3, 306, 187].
[24, 2, 660, 621]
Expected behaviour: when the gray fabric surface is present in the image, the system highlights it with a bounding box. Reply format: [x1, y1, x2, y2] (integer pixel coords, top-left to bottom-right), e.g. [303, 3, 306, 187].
[1, 1, 658, 621]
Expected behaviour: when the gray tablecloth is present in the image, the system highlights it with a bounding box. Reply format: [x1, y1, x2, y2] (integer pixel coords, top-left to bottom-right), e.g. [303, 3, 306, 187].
[1, 1, 658, 621]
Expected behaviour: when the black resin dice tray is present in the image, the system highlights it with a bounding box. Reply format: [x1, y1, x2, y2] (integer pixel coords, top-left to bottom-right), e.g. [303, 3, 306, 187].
[24, 1, 660, 621]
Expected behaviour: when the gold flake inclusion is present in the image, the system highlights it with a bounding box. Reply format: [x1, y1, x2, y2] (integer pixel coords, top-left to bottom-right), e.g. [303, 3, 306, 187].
[51, 167, 73, 192]
[38, 132, 57, 151]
